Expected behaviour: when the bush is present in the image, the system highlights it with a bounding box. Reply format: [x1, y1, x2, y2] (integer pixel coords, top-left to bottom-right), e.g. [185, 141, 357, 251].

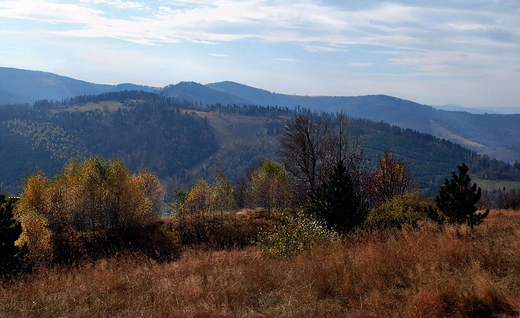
[365, 192, 433, 230]
[258, 210, 339, 257]
[49, 220, 181, 264]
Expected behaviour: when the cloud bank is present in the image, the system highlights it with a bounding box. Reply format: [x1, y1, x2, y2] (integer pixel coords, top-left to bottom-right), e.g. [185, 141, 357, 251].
[0, 0, 519, 107]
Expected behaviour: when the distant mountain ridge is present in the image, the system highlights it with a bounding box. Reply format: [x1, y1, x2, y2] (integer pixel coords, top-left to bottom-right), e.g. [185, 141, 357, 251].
[1, 67, 520, 163]
[162, 81, 520, 163]
[0, 67, 158, 104]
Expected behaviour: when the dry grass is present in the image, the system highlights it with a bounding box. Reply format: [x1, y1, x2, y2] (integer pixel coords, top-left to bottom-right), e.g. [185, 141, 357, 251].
[2, 209, 520, 317]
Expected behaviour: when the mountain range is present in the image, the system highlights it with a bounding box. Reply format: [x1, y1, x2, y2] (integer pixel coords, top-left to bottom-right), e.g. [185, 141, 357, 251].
[1, 66, 519, 163]
[0, 66, 157, 105]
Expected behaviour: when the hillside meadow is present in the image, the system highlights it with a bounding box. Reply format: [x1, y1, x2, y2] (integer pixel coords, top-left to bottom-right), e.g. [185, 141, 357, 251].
[2, 209, 520, 318]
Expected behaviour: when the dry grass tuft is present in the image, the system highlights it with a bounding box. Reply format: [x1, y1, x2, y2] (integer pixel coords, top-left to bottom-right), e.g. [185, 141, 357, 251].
[2, 209, 520, 317]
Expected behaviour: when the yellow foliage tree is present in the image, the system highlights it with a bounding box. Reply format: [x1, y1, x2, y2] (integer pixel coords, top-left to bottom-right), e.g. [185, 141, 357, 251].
[133, 168, 165, 219]
[16, 210, 52, 263]
[175, 171, 237, 216]
[210, 170, 237, 214]
[15, 157, 163, 260]
[248, 159, 289, 212]
[177, 178, 212, 215]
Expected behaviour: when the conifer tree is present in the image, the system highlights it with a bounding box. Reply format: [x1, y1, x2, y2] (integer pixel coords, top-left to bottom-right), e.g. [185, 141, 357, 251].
[309, 160, 363, 233]
[0, 192, 29, 278]
[435, 162, 489, 226]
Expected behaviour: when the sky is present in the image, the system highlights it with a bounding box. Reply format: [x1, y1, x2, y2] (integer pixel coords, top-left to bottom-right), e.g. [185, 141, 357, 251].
[0, 0, 519, 109]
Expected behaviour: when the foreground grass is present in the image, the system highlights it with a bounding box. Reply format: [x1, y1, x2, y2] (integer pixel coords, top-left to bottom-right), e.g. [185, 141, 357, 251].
[2, 210, 520, 317]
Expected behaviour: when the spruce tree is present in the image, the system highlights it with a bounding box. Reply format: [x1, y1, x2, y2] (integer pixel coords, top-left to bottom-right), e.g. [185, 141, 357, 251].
[0, 192, 29, 278]
[435, 162, 489, 226]
[309, 160, 363, 233]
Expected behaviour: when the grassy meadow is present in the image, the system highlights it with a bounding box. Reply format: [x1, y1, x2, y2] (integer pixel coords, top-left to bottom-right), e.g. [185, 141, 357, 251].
[2, 209, 520, 317]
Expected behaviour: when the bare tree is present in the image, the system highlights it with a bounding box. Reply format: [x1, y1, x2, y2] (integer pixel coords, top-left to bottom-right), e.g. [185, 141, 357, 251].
[276, 113, 327, 203]
[277, 112, 365, 205]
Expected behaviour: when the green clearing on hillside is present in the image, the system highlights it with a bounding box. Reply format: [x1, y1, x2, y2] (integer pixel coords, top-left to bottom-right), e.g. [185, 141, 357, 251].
[52, 101, 131, 113]
[473, 177, 520, 190]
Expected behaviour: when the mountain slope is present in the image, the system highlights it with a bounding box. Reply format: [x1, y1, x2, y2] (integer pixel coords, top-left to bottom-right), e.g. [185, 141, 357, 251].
[206, 81, 520, 163]
[0, 67, 158, 104]
[1, 91, 518, 197]
[1, 67, 519, 163]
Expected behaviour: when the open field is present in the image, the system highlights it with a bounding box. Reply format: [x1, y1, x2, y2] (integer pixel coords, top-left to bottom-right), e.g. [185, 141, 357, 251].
[2, 209, 520, 317]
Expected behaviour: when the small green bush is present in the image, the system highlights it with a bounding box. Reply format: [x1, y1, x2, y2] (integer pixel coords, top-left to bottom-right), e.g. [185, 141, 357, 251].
[258, 210, 339, 257]
[365, 192, 433, 230]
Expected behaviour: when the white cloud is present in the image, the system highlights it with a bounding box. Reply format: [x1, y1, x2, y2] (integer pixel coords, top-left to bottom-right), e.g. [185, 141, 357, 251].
[349, 63, 376, 67]
[2, 0, 520, 107]
[2, 0, 519, 54]
[0, 0, 104, 23]
[304, 45, 347, 53]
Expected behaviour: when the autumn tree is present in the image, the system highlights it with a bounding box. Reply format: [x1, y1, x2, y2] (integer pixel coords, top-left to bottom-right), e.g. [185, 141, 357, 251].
[175, 171, 237, 216]
[435, 162, 489, 226]
[15, 170, 53, 262]
[248, 159, 289, 212]
[15, 157, 163, 261]
[210, 170, 237, 213]
[374, 150, 412, 205]
[133, 167, 165, 218]
[176, 178, 212, 215]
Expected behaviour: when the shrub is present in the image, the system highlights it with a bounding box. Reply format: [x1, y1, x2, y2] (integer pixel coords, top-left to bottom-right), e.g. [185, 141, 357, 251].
[258, 210, 339, 257]
[365, 192, 433, 230]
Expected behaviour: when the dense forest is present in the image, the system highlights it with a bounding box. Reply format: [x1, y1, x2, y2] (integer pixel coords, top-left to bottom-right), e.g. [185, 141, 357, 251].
[0, 92, 217, 193]
[0, 90, 519, 195]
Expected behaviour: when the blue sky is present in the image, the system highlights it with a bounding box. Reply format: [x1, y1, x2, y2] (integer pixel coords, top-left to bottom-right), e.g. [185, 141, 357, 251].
[1, 0, 519, 109]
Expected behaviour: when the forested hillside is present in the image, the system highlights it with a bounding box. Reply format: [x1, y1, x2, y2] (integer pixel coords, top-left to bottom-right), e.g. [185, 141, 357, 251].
[0, 92, 217, 193]
[2, 67, 520, 165]
[1, 91, 519, 195]
[204, 82, 520, 163]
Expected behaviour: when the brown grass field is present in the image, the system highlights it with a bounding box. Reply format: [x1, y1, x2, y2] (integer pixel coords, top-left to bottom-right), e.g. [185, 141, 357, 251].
[2, 209, 520, 317]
